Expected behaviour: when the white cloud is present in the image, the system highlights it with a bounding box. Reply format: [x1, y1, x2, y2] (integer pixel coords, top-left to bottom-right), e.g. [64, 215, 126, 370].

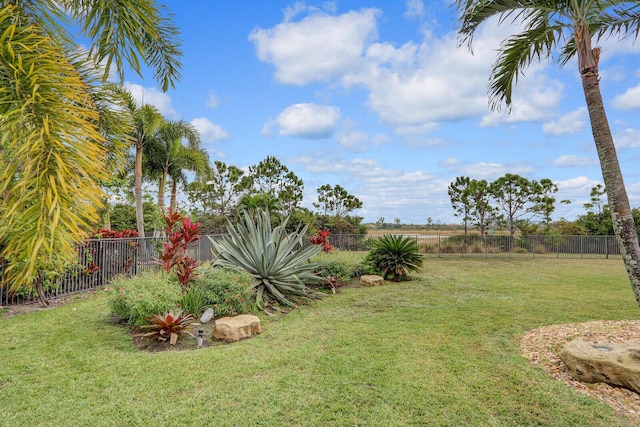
[404, 0, 425, 19]
[615, 127, 640, 148]
[249, 8, 379, 85]
[612, 84, 640, 110]
[276, 103, 340, 138]
[542, 107, 588, 136]
[206, 91, 220, 108]
[124, 82, 178, 119]
[190, 117, 230, 142]
[553, 154, 598, 167]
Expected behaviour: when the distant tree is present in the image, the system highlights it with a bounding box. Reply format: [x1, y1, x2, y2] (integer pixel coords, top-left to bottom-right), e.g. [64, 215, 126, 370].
[448, 176, 472, 234]
[489, 174, 538, 236]
[313, 184, 362, 218]
[248, 156, 303, 216]
[377, 217, 386, 229]
[531, 178, 559, 227]
[394, 218, 401, 229]
[186, 161, 250, 217]
[583, 184, 607, 215]
[467, 179, 495, 236]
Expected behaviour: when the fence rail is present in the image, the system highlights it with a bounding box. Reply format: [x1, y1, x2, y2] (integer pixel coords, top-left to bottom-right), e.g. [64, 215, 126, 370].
[0, 234, 623, 306]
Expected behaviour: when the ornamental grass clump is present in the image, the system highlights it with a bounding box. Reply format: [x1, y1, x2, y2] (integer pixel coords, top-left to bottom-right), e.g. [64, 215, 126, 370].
[209, 209, 324, 311]
[365, 234, 423, 281]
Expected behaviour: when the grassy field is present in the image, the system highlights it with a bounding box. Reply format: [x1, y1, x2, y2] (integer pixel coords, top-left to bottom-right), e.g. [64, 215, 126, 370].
[1, 257, 639, 426]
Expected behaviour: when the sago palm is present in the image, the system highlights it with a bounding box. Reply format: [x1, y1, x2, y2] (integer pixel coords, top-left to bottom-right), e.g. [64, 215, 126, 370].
[456, 0, 640, 309]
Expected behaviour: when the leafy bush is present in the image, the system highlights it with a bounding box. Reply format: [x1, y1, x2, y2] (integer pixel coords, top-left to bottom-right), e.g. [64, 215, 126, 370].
[210, 209, 324, 310]
[364, 235, 423, 281]
[179, 284, 208, 318]
[190, 265, 255, 317]
[107, 272, 182, 326]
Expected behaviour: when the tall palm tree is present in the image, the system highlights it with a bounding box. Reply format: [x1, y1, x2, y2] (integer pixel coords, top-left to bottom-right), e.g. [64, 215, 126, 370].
[456, 1, 640, 307]
[130, 103, 164, 238]
[167, 146, 210, 212]
[0, 1, 182, 298]
[145, 120, 203, 212]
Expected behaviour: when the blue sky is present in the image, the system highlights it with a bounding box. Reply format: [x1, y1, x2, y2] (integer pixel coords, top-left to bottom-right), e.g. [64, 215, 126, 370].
[121, 0, 640, 225]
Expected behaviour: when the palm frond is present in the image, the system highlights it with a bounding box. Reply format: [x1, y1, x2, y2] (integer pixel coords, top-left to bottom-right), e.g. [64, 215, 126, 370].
[67, 0, 183, 90]
[0, 4, 107, 290]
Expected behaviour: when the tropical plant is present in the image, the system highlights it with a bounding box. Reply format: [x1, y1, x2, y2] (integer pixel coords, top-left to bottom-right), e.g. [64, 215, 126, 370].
[0, 0, 182, 301]
[157, 209, 201, 289]
[189, 265, 255, 317]
[455, 1, 640, 308]
[210, 209, 324, 311]
[136, 310, 194, 345]
[144, 119, 206, 211]
[107, 272, 182, 326]
[365, 235, 423, 281]
[309, 229, 334, 253]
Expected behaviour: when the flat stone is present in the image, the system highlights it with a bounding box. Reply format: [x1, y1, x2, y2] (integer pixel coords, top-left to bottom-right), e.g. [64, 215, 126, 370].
[200, 308, 214, 323]
[561, 340, 640, 393]
[360, 274, 384, 286]
[213, 314, 261, 343]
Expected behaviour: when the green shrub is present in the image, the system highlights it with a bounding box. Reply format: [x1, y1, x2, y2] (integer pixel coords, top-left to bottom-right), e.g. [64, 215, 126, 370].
[179, 284, 208, 317]
[191, 265, 255, 317]
[210, 209, 324, 311]
[107, 272, 181, 326]
[364, 235, 423, 281]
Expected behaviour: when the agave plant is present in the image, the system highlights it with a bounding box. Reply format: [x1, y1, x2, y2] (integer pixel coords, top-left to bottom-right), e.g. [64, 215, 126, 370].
[365, 235, 423, 281]
[136, 310, 195, 345]
[209, 209, 324, 310]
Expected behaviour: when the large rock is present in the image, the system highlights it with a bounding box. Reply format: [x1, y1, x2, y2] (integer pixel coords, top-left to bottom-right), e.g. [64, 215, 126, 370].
[213, 314, 261, 343]
[560, 340, 640, 393]
[360, 274, 384, 286]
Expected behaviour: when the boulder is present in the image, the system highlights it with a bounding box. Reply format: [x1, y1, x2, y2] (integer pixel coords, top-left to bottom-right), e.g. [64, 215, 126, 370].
[360, 274, 384, 286]
[560, 340, 640, 393]
[213, 314, 261, 343]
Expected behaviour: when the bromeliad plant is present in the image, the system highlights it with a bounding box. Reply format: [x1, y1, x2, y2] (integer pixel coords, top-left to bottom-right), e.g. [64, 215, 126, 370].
[136, 310, 195, 345]
[209, 209, 324, 311]
[365, 234, 423, 281]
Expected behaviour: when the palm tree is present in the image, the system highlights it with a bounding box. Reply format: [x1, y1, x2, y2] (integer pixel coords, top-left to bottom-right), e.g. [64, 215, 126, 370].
[456, 1, 640, 307]
[167, 146, 210, 211]
[145, 119, 202, 211]
[0, 1, 182, 299]
[130, 103, 164, 238]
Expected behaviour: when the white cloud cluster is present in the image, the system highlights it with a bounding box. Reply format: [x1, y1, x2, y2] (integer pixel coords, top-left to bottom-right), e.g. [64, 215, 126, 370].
[250, 8, 565, 141]
[249, 8, 379, 85]
[275, 103, 341, 139]
[553, 154, 598, 167]
[542, 107, 588, 136]
[191, 117, 230, 142]
[124, 82, 178, 119]
[612, 83, 640, 110]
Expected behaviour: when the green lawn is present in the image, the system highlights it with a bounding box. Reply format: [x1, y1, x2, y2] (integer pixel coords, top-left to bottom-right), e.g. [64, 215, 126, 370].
[1, 258, 638, 426]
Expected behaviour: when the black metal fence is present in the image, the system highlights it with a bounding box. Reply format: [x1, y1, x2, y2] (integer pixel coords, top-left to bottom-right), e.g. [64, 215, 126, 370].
[0, 234, 624, 306]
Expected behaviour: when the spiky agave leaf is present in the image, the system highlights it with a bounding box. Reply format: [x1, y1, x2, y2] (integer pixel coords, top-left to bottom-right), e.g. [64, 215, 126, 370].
[210, 209, 323, 310]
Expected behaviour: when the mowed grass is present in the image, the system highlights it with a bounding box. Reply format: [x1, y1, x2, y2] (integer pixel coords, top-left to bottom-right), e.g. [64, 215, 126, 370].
[1, 258, 639, 426]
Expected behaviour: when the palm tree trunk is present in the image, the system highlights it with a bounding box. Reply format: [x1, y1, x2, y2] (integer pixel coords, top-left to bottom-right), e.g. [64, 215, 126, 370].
[134, 146, 145, 238]
[580, 43, 640, 307]
[157, 170, 167, 212]
[170, 179, 178, 211]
